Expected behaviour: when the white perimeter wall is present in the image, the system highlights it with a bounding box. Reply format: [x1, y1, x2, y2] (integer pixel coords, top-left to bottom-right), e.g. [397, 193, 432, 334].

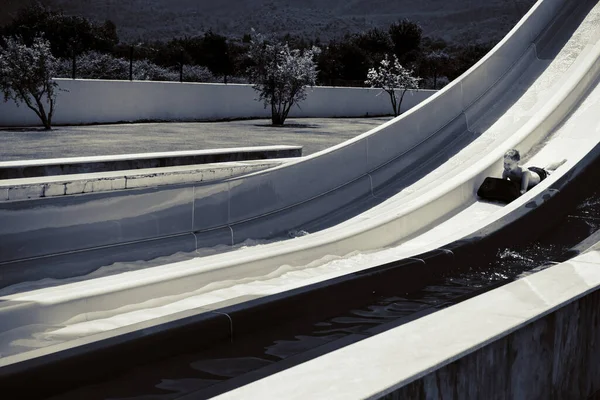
[0, 78, 435, 127]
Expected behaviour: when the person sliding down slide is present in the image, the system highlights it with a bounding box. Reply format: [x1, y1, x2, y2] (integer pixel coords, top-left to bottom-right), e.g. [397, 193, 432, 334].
[502, 149, 567, 195]
[477, 149, 566, 203]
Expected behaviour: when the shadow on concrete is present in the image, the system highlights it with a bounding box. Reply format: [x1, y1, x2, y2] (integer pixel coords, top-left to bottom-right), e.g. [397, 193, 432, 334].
[253, 123, 320, 129]
[0, 127, 49, 133]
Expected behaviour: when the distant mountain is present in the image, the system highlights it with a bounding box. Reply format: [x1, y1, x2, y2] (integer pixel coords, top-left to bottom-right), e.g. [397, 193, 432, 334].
[0, 0, 31, 25]
[4, 0, 537, 45]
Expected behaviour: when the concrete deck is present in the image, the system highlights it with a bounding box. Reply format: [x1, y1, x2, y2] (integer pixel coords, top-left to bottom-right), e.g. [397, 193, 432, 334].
[0, 117, 391, 161]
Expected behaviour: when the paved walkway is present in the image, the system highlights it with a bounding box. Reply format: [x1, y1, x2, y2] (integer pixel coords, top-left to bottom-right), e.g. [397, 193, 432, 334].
[0, 117, 392, 161]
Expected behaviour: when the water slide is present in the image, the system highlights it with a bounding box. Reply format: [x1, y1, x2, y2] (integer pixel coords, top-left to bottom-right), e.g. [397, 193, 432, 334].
[1, 0, 600, 368]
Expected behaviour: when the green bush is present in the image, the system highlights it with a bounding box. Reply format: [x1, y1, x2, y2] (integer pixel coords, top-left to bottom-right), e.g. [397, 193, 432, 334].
[55, 51, 216, 82]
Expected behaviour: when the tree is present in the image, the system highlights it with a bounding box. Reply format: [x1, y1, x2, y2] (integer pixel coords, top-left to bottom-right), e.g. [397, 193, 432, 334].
[389, 19, 422, 66]
[0, 36, 59, 130]
[424, 49, 450, 89]
[354, 28, 393, 61]
[153, 38, 192, 68]
[199, 31, 234, 83]
[1, 2, 118, 58]
[365, 54, 421, 117]
[317, 36, 369, 87]
[247, 32, 319, 125]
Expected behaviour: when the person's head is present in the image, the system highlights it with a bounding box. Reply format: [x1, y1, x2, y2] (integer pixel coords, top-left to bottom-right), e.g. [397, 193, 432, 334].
[503, 149, 520, 172]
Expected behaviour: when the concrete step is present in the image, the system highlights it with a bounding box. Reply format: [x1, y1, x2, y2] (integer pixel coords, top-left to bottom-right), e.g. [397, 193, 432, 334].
[0, 145, 302, 179]
[0, 159, 295, 201]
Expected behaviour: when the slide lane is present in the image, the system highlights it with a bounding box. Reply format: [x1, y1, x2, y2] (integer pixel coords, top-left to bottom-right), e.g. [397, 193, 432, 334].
[0, 0, 586, 268]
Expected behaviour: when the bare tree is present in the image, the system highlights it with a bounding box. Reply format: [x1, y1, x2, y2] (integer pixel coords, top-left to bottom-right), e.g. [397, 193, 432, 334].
[365, 54, 421, 117]
[0, 36, 59, 130]
[247, 32, 320, 125]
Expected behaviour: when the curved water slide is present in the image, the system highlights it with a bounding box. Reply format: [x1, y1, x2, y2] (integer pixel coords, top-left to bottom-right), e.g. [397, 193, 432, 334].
[1, 0, 597, 267]
[1, 0, 600, 346]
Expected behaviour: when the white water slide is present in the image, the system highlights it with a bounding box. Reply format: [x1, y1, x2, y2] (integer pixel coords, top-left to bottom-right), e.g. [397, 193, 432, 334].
[1, 0, 600, 359]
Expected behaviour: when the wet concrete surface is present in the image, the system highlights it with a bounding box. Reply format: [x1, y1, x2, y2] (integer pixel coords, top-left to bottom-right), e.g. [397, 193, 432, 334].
[0, 117, 392, 161]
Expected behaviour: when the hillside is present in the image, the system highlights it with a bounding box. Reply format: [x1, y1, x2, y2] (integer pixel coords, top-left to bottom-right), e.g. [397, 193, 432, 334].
[0, 0, 31, 25]
[6, 0, 538, 45]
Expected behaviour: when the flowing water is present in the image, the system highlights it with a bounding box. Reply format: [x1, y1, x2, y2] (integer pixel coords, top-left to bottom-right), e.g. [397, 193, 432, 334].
[44, 186, 600, 400]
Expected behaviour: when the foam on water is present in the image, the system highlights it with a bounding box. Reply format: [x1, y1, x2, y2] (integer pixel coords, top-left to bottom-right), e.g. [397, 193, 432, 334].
[0, 238, 279, 297]
[0, 247, 394, 356]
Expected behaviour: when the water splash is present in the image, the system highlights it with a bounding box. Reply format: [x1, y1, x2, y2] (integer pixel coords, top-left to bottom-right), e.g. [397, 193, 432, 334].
[288, 229, 310, 238]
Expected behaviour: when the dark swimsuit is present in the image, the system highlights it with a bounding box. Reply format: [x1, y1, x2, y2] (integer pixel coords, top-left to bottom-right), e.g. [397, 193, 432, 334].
[527, 166, 548, 181]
